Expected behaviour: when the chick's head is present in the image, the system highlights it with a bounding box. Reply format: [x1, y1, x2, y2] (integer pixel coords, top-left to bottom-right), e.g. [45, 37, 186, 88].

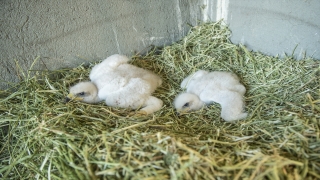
[174, 93, 205, 114]
[66, 82, 99, 104]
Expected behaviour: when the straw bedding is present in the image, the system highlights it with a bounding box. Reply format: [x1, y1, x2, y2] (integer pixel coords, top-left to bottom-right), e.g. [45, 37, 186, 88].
[1, 21, 319, 180]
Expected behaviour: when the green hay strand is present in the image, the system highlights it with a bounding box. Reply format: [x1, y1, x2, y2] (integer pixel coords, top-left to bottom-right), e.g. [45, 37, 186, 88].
[1, 21, 320, 179]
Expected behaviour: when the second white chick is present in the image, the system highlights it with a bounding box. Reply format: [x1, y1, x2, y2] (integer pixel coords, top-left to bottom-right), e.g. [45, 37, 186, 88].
[67, 54, 163, 115]
[174, 70, 247, 122]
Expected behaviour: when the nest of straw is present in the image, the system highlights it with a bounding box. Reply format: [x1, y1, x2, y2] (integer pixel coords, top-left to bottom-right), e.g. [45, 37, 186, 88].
[1, 21, 320, 180]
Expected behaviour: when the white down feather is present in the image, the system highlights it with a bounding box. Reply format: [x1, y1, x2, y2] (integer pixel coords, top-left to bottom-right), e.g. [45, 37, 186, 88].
[174, 70, 247, 122]
[67, 54, 163, 114]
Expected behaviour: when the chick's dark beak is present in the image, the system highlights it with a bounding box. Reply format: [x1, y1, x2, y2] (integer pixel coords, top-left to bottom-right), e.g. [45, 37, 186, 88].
[65, 97, 71, 103]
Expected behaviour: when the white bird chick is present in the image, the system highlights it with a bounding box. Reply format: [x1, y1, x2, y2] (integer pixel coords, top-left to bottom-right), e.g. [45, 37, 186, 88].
[67, 54, 163, 115]
[174, 70, 247, 122]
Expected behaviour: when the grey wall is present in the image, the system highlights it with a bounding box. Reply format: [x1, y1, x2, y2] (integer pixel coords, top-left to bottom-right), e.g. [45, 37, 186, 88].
[227, 0, 320, 59]
[0, 0, 204, 89]
[1, 0, 319, 89]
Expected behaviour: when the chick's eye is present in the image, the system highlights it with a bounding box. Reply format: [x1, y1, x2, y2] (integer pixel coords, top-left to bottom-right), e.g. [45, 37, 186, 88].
[77, 92, 86, 96]
[183, 102, 189, 108]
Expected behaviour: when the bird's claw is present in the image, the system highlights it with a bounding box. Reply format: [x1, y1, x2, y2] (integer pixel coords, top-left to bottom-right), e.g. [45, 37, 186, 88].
[137, 110, 148, 115]
[128, 110, 148, 117]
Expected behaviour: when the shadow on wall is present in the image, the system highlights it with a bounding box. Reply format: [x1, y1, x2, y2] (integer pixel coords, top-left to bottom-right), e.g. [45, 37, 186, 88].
[1, 0, 319, 90]
[0, 0, 195, 90]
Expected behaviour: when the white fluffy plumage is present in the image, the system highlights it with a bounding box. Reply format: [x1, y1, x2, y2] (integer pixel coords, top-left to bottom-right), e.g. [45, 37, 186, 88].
[174, 70, 247, 122]
[67, 54, 163, 114]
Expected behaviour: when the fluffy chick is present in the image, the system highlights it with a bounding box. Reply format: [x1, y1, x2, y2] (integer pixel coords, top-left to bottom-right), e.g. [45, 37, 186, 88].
[174, 70, 247, 122]
[67, 54, 163, 114]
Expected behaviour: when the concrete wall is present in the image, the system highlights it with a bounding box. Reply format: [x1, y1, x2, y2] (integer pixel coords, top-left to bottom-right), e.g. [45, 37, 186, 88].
[0, 0, 204, 89]
[1, 0, 319, 89]
[227, 0, 320, 59]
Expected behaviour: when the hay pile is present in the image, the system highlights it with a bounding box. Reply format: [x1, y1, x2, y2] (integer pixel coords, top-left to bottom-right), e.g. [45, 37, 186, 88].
[1, 21, 319, 179]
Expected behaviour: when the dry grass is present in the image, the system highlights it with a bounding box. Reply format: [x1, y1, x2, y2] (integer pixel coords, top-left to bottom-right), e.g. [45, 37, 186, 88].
[1, 21, 319, 180]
